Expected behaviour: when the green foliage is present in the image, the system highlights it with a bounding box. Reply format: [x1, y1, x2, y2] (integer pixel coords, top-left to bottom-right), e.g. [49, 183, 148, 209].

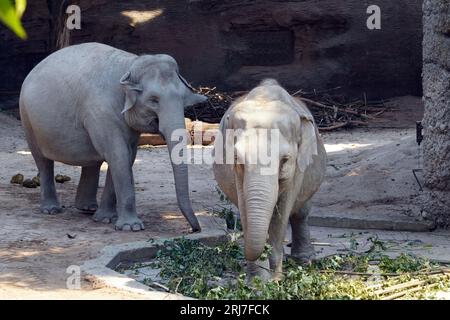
[211, 186, 242, 231]
[0, 0, 27, 39]
[259, 243, 273, 261]
[150, 238, 244, 298]
[312, 253, 370, 273]
[142, 238, 450, 300]
[207, 264, 373, 300]
[379, 253, 433, 273]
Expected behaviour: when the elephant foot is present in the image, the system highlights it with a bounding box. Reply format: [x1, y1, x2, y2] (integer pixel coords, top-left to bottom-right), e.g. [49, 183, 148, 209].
[76, 202, 98, 213]
[114, 215, 145, 232]
[290, 247, 316, 265]
[92, 208, 117, 224]
[40, 202, 62, 215]
[246, 260, 272, 283]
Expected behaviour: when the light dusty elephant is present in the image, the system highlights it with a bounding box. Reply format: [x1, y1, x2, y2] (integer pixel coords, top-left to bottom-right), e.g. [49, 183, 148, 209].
[213, 79, 327, 279]
[19, 42, 206, 232]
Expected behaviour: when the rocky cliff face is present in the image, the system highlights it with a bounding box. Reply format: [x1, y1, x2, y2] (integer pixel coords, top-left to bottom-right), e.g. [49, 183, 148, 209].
[1, 0, 423, 104]
[421, 0, 450, 227]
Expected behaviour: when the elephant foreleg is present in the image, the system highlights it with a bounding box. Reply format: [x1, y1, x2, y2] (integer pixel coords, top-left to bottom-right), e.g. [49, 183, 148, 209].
[268, 209, 290, 280]
[75, 163, 101, 212]
[93, 168, 117, 224]
[106, 143, 143, 231]
[93, 142, 138, 224]
[290, 200, 315, 263]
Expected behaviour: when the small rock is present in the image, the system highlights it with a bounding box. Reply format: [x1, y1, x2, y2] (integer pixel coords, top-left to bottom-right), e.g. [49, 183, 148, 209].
[55, 174, 71, 183]
[22, 179, 37, 188]
[10, 173, 24, 184]
[32, 176, 40, 186]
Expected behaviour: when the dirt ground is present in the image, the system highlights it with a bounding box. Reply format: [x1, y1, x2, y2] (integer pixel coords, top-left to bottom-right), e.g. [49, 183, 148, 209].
[2, 96, 442, 299]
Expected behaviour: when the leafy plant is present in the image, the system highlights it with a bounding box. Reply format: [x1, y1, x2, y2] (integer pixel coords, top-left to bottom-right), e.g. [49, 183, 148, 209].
[379, 253, 433, 273]
[0, 0, 27, 39]
[312, 253, 370, 273]
[127, 237, 449, 300]
[211, 186, 242, 231]
[150, 238, 244, 298]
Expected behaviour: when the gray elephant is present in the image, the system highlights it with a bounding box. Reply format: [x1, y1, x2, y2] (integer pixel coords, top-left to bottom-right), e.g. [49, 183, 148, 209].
[19, 42, 206, 232]
[213, 79, 327, 279]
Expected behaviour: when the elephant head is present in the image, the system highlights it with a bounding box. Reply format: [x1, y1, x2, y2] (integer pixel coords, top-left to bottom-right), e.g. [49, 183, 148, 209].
[119, 54, 206, 232]
[224, 79, 318, 261]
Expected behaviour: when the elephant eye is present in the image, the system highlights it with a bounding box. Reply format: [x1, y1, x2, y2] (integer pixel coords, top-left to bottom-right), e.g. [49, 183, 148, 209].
[149, 96, 159, 104]
[280, 156, 289, 165]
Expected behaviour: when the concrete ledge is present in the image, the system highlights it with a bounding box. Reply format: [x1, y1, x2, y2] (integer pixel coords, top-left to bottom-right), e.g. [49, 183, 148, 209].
[309, 213, 436, 232]
[81, 216, 228, 299]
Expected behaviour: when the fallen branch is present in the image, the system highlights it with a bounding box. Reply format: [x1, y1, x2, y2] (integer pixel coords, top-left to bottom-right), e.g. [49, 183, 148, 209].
[149, 281, 170, 292]
[299, 97, 375, 120]
[381, 282, 442, 300]
[318, 122, 349, 131]
[318, 268, 449, 278]
[318, 121, 367, 131]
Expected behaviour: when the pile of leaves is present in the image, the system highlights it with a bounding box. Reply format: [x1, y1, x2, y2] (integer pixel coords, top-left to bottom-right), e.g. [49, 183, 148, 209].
[140, 237, 450, 300]
[185, 86, 389, 131]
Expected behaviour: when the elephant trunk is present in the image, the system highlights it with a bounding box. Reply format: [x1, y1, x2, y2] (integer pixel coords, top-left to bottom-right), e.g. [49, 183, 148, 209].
[243, 171, 278, 261]
[160, 111, 201, 232]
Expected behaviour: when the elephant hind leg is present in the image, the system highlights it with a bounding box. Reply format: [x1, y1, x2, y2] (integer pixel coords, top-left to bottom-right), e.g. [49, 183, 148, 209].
[75, 163, 101, 212]
[29, 141, 62, 214]
[290, 200, 315, 263]
[23, 124, 61, 214]
[37, 157, 61, 214]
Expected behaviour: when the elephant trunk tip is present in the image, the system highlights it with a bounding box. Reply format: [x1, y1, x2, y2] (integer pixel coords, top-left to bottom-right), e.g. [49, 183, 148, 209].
[191, 224, 201, 233]
[244, 242, 266, 262]
[186, 215, 201, 233]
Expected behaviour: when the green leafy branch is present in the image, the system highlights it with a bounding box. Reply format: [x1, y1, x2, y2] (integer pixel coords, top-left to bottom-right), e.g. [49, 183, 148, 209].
[0, 0, 27, 39]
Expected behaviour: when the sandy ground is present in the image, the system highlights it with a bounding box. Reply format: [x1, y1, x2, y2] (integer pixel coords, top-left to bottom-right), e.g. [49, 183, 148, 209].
[2, 96, 444, 299]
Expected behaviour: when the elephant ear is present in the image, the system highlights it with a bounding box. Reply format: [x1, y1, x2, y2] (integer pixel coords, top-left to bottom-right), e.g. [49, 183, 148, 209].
[287, 96, 318, 172]
[120, 71, 143, 114]
[177, 72, 207, 106]
[297, 116, 318, 172]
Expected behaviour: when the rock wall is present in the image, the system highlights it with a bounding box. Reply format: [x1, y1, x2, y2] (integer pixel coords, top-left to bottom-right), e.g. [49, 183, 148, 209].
[1, 0, 423, 101]
[421, 0, 450, 227]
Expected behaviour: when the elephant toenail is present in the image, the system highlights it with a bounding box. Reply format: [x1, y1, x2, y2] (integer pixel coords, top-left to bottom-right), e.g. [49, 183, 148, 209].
[122, 224, 132, 231]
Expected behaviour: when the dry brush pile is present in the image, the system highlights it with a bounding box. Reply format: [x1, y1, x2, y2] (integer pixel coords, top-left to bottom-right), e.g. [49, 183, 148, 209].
[185, 86, 389, 131]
